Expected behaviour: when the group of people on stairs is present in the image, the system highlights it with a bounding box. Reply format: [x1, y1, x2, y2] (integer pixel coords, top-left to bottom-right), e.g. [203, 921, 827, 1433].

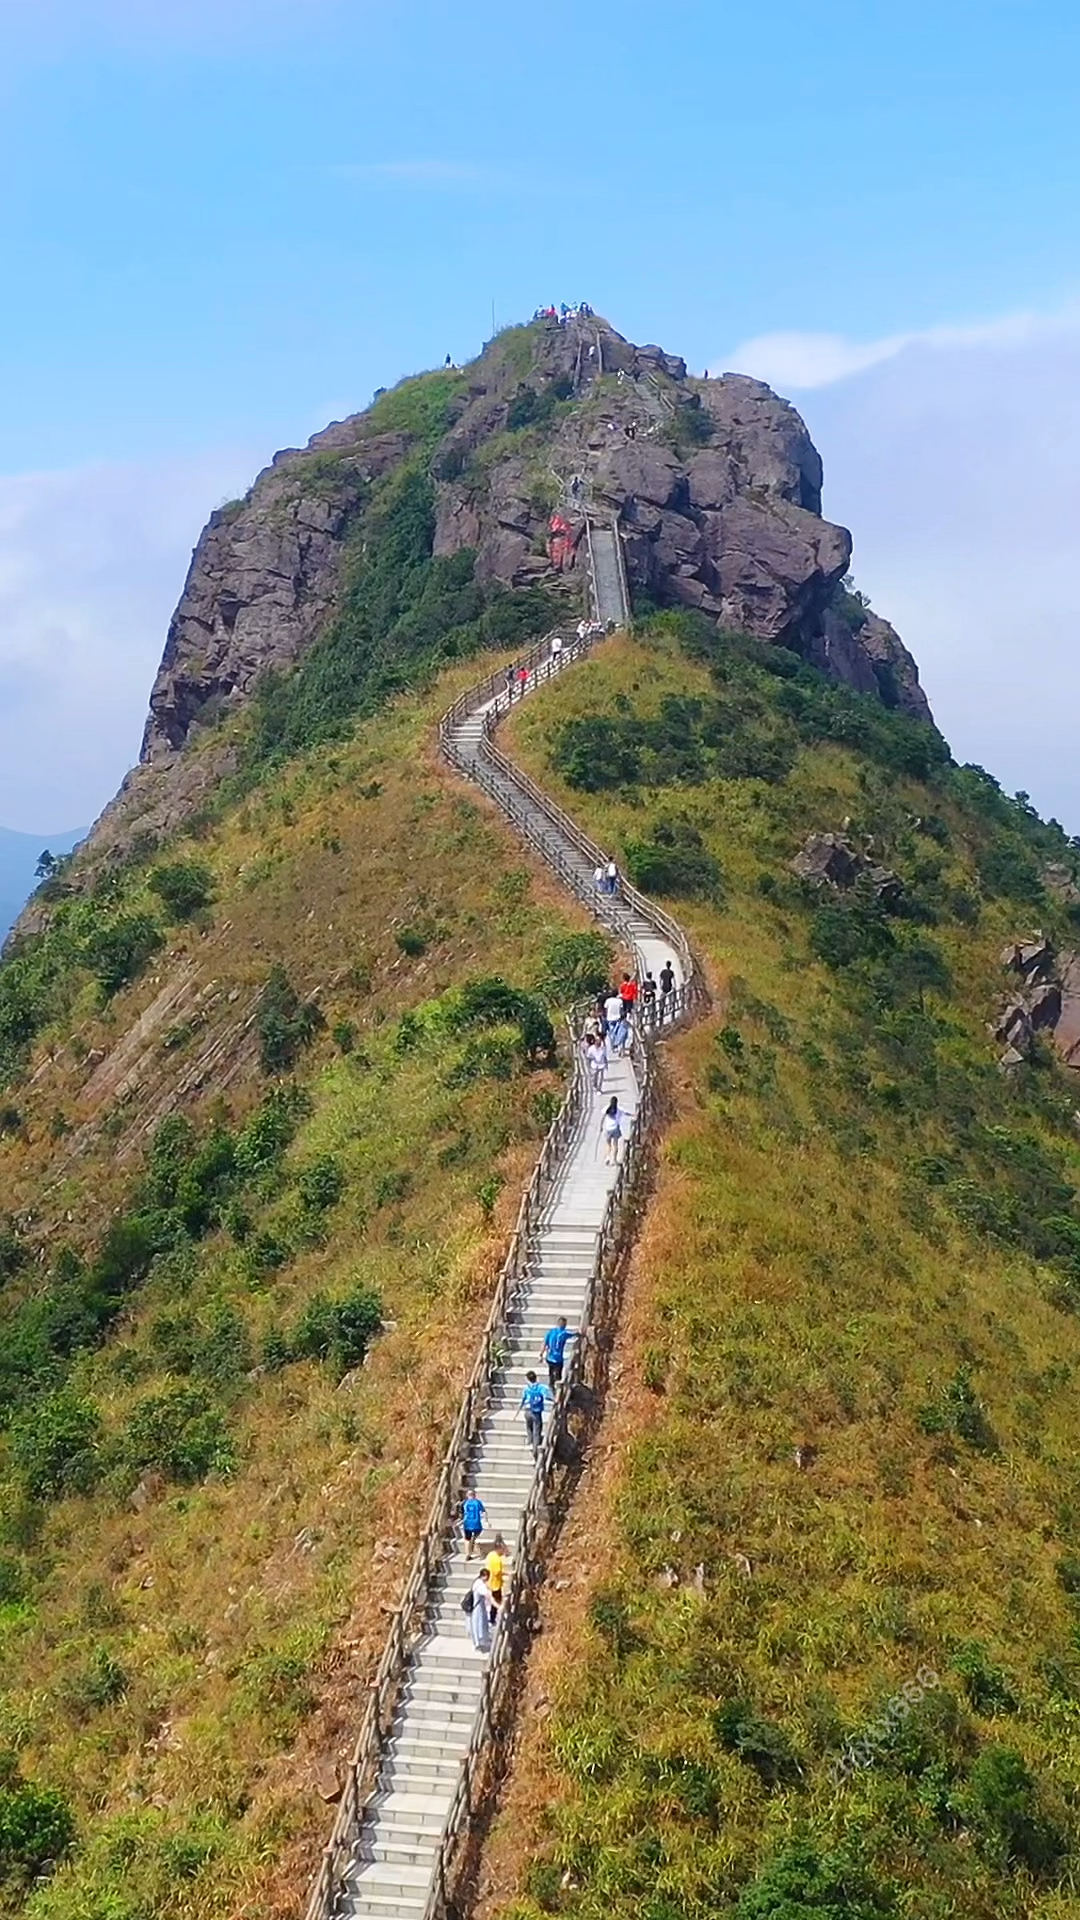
[459, 1314, 578, 1651]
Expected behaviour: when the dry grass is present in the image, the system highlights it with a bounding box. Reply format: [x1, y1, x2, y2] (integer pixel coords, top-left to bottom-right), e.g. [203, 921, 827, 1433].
[475, 634, 1080, 1919]
[0, 657, 603, 1919]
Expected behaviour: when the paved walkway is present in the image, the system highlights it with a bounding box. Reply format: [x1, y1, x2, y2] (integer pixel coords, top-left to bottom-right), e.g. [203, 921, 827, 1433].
[336, 650, 680, 1920]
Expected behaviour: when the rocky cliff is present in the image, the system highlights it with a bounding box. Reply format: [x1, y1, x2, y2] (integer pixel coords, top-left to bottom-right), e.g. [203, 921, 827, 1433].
[56, 314, 931, 881]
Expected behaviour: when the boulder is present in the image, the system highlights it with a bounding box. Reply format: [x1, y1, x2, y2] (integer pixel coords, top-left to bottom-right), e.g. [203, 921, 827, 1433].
[1054, 953, 1080, 1070]
[792, 833, 860, 889]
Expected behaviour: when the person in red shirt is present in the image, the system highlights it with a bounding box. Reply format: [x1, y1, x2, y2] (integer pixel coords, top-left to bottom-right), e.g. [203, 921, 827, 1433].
[620, 973, 639, 1019]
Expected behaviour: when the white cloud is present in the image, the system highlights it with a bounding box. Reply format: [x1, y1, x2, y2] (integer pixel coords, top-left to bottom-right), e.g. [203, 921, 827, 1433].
[788, 311, 1080, 831]
[722, 302, 1080, 391]
[0, 452, 256, 833]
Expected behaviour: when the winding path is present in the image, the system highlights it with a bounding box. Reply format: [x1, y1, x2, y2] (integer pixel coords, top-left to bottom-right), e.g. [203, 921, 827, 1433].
[309, 590, 702, 1920]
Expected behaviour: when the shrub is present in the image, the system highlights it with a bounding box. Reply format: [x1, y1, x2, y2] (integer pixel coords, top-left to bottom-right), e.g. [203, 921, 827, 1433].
[952, 1641, 1017, 1714]
[147, 859, 214, 921]
[395, 926, 428, 957]
[83, 911, 163, 997]
[298, 1154, 346, 1214]
[624, 817, 722, 900]
[0, 1221, 26, 1285]
[120, 1387, 234, 1483]
[64, 1647, 129, 1718]
[917, 1368, 998, 1453]
[234, 1083, 312, 1179]
[964, 1745, 1064, 1875]
[290, 1286, 383, 1377]
[810, 893, 895, 970]
[735, 1840, 895, 1918]
[712, 1699, 802, 1788]
[0, 1761, 75, 1887]
[257, 964, 324, 1074]
[539, 931, 613, 1004]
[9, 1391, 103, 1499]
[332, 1019, 356, 1054]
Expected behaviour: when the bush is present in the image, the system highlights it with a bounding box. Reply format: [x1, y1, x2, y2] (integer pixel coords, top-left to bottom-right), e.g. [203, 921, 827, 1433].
[712, 1700, 802, 1788]
[147, 859, 214, 921]
[290, 1286, 383, 1377]
[120, 1387, 234, 1484]
[952, 1641, 1017, 1714]
[64, 1647, 129, 1718]
[539, 931, 613, 1004]
[917, 1367, 997, 1453]
[257, 964, 324, 1074]
[83, 911, 164, 997]
[810, 892, 895, 970]
[964, 1745, 1064, 1875]
[0, 1221, 26, 1285]
[298, 1154, 346, 1214]
[234, 1083, 312, 1180]
[735, 1840, 895, 1918]
[624, 817, 722, 900]
[395, 926, 428, 957]
[0, 1761, 75, 1886]
[9, 1391, 103, 1499]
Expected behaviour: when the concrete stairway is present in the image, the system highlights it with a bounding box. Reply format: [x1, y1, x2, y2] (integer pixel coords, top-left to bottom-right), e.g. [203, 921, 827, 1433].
[588, 523, 630, 629]
[334, 640, 681, 1920]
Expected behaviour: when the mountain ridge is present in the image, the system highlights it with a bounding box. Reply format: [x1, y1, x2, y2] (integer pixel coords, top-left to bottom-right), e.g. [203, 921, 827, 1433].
[19, 314, 929, 933]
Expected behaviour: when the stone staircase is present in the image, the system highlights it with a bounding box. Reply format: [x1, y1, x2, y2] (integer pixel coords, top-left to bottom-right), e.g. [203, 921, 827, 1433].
[316, 576, 695, 1920]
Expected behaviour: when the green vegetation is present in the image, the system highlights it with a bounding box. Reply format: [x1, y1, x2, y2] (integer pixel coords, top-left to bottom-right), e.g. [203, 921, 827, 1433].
[493, 618, 1080, 1919]
[147, 858, 214, 922]
[247, 463, 558, 771]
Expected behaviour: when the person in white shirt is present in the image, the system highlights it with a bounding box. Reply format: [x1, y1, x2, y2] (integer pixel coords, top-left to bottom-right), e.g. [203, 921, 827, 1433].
[550, 634, 564, 669]
[604, 990, 624, 1032]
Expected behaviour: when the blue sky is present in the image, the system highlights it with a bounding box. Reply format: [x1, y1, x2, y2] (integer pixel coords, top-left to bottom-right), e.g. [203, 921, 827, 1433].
[1, 0, 1079, 832]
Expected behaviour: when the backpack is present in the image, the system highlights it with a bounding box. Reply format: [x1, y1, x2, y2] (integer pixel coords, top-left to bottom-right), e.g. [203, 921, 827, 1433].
[524, 1383, 546, 1414]
[461, 1587, 475, 1614]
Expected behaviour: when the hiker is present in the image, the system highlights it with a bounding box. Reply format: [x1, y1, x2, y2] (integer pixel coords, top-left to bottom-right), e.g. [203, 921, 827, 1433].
[466, 1567, 493, 1650]
[600, 1095, 629, 1166]
[608, 1010, 631, 1058]
[445, 353, 453, 367]
[593, 862, 605, 893]
[640, 971, 658, 1024]
[659, 959, 676, 1019]
[517, 664, 530, 696]
[577, 617, 590, 644]
[551, 633, 564, 669]
[606, 858, 619, 895]
[520, 1370, 553, 1458]
[570, 474, 582, 500]
[604, 987, 625, 1033]
[584, 1033, 607, 1089]
[543, 1316, 577, 1391]
[462, 1491, 486, 1559]
[485, 1536, 507, 1613]
[505, 665, 518, 700]
[620, 972, 639, 1020]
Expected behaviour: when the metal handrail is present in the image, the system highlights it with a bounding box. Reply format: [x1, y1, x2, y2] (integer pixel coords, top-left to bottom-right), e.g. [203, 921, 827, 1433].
[305, 614, 707, 1920]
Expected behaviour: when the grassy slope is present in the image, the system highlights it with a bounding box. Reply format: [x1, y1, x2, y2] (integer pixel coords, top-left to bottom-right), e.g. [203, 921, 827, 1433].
[0, 662, 597, 1920]
[479, 628, 1080, 1920]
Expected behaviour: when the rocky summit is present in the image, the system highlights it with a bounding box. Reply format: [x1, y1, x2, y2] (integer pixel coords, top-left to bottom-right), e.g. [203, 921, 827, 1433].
[74, 314, 926, 879]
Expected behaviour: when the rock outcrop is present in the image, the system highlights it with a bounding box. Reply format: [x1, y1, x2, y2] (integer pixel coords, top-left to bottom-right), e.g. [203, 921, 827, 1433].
[996, 936, 1080, 1072]
[791, 831, 904, 907]
[15, 312, 933, 913]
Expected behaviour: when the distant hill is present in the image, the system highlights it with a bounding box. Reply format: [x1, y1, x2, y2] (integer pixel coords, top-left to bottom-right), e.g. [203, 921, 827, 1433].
[0, 825, 83, 940]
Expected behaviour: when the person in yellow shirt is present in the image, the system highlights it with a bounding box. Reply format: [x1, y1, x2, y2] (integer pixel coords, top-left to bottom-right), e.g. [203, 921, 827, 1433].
[485, 1536, 508, 1613]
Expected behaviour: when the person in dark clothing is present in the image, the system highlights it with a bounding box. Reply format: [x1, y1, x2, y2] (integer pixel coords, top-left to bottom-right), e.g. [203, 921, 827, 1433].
[659, 960, 676, 1019]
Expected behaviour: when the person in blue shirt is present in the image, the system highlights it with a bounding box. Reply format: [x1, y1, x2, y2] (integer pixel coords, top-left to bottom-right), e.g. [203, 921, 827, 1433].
[519, 1371, 554, 1458]
[542, 1317, 578, 1393]
[462, 1492, 486, 1559]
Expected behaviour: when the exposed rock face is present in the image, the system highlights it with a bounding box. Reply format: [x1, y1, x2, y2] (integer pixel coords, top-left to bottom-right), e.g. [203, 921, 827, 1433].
[791, 831, 904, 906]
[997, 935, 1080, 1071]
[17, 312, 932, 911]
